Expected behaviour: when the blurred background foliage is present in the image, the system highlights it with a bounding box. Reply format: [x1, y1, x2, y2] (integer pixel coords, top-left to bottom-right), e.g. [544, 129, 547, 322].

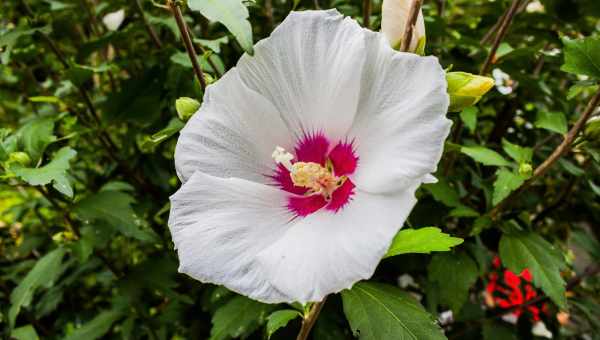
[1, 0, 600, 339]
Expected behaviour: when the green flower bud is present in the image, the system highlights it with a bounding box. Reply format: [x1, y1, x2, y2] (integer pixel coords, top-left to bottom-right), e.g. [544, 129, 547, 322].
[519, 163, 533, 176]
[175, 97, 201, 122]
[446, 72, 494, 112]
[9, 152, 31, 166]
[583, 116, 600, 142]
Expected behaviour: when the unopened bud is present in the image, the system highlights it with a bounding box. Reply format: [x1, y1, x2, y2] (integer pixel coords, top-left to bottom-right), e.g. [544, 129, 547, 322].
[446, 72, 494, 112]
[175, 97, 200, 122]
[9, 152, 31, 166]
[381, 0, 426, 53]
[519, 163, 533, 176]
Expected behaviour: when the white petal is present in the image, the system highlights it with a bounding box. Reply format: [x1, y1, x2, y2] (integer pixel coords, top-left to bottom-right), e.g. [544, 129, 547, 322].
[256, 186, 418, 303]
[349, 36, 451, 194]
[532, 321, 553, 339]
[174, 69, 293, 184]
[381, 0, 426, 51]
[102, 9, 125, 31]
[169, 171, 294, 303]
[236, 10, 367, 142]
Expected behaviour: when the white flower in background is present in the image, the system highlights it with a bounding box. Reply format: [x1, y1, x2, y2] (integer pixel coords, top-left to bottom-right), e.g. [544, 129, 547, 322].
[438, 310, 454, 326]
[102, 9, 125, 31]
[398, 273, 417, 288]
[526, 0, 545, 13]
[532, 321, 553, 339]
[169, 10, 450, 304]
[493, 68, 516, 95]
[501, 313, 519, 324]
[381, 0, 426, 52]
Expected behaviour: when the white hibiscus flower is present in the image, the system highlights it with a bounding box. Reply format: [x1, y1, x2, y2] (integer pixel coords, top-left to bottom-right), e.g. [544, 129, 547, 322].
[102, 9, 125, 31]
[381, 0, 426, 52]
[168, 10, 451, 304]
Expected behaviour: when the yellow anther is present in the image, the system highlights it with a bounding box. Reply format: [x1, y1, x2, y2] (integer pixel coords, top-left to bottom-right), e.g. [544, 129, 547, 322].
[290, 162, 344, 200]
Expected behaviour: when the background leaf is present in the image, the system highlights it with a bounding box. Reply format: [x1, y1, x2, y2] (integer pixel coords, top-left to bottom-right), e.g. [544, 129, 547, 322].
[188, 0, 254, 54]
[561, 36, 600, 78]
[385, 227, 463, 258]
[499, 231, 567, 308]
[428, 252, 479, 313]
[461, 146, 510, 166]
[341, 282, 445, 340]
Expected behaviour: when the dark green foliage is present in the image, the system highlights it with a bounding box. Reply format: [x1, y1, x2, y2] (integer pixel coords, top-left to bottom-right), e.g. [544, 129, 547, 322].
[1, 0, 600, 339]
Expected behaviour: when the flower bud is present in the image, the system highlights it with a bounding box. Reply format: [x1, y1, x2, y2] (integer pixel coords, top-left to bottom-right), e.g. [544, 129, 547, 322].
[381, 0, 426, 53]
[446, 72, 494, 112]
[9, 152, 31, 166]
[175, 97, 201, 122]
[583, 115, 600, 142]
[519, 163, 533, 177]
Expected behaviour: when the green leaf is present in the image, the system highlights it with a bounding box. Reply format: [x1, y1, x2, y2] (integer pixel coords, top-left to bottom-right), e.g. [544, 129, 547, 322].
[492, 168, 526, 205]
[138, 118, 185, 153]
[188, 0, 254, 54]
[9, 248, 66, 328]
[16, 116, 57, 162]
[499, 231, 567, 308]
[461, 146, 510, 166]
[10, 325, 39, 340]
[482, 321, 517, 340]
[449, 205, 480, 218]
[423, 179, 461, 207]
[561, 36, 600, 78]
[209, 295, 275, 340]
[570, 229, 600, 260]
[11, 147, 76, 197]
[535, 111, 568, 134]
[460, 107, 478, 133]
[341, 282, 445, 340]
[501, 139, 532, 163]
[63, 309, 124, 340]
[194, 36, 230, 54]
[0, 25, 51, 64]
[74, 190, 158, 242]
[385, 227, 464, 258]
[428, 252, 479, 313]
[266, 310, 301, 339]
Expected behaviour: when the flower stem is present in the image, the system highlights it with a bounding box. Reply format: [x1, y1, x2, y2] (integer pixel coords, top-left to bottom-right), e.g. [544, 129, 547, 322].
[363, 0, 371, 28]
[490, 87, 600, 218]
[296, 298, 327, 340]
[479, 0, 522, 75]
[135, 0, 163, 48]
[167, 0, 207, 91]
[399, 0, 423, 52]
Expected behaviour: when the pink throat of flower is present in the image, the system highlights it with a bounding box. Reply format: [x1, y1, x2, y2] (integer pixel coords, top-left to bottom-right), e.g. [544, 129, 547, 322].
[270, 133, 358, 217]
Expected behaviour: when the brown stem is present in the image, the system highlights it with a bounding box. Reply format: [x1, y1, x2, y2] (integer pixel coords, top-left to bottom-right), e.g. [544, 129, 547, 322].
[168, 0, 207, 91]
[400, 0, 423, 52]
[480, 0, 522, 75]
[296, 298, 327, 340]
[363, 0, 371, 28]
[313, 0, 320, 9]
[490, 87, 600, 218]
[265, 0, 274, 30]
[135, 0, 163, 48]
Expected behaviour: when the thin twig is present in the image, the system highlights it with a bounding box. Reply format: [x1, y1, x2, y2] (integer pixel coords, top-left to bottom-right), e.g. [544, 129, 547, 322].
[135, 0, 163, 48]
[296, 298, 327, 340]
[480, 0, 521, 75]
[265, 0, 274, 30]
[363, 0, 371, 28]
[490, 87, 600, 218]
[400, 0, 423, 52]
[168, 0, 207, 91]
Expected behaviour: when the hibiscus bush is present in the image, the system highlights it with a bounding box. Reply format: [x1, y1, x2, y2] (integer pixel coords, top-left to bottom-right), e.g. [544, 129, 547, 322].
[1, 0, 600, 339]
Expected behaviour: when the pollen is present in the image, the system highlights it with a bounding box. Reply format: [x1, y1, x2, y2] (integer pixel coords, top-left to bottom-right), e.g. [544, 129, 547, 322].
[290, 162, 345, 200]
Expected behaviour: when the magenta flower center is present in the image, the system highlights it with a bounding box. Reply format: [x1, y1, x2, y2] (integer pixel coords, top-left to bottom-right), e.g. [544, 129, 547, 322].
[270, 133, 358, 217]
